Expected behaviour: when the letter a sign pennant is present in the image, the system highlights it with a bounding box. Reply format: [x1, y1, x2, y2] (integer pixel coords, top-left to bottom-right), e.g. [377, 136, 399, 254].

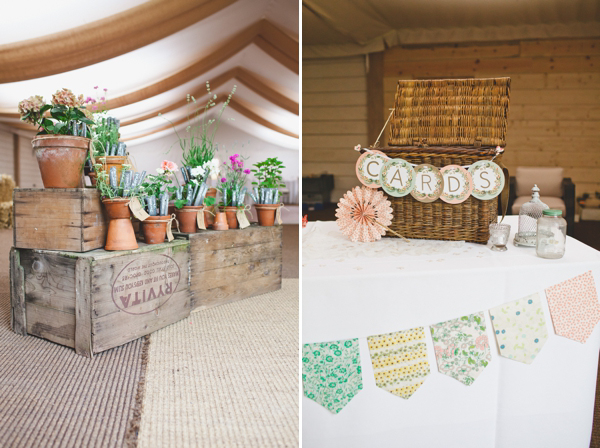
[411, 164, 444, 203]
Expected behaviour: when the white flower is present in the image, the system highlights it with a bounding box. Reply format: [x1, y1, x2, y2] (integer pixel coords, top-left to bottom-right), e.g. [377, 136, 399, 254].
[156, 168, 164, 174]
[190, 166, 205, 178]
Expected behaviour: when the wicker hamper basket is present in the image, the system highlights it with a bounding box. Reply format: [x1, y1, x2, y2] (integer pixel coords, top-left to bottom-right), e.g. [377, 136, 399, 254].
[377, 77, 511, 244]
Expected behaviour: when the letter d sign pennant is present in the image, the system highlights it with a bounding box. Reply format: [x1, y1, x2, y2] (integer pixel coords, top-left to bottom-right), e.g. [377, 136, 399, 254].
[439, 165, 473, 204]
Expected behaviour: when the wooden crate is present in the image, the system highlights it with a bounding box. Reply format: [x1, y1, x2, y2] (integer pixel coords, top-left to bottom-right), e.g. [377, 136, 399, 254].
[176, 224, 283, 311]
[13, 188, 108, 252]
[10, 239, 191, 357]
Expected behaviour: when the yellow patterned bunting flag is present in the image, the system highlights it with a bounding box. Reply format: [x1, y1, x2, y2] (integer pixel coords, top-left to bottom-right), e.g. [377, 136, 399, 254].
[367, 327, 430, 399]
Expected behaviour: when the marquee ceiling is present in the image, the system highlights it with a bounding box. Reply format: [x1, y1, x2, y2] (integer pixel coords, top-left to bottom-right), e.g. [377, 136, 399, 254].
[0, 0, 299, 149]
[303, 0, 600, 58]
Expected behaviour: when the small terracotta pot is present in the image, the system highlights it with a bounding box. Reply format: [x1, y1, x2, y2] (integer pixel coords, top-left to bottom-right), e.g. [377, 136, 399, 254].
[103, 198, 138, 251]
[254, 204, 280, 227]
[98, 155, 128, 184]
[174, 205, 203, 233]
[223, 206, 239, 229]
[33, 135, 90, 188]
[213, 212, 229, 231]
[142, 216, 169, 244]
[204, 188, 218, 228]
[88, 171, 97, 187]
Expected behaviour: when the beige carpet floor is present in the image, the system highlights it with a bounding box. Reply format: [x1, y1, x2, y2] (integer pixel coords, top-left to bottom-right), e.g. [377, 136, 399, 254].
[0, 275, 145, 448]
[137, 279, 299, 448]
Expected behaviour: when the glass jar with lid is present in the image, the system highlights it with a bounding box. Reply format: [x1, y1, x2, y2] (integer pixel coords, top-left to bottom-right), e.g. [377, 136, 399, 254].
[536, 209, 567, 259]
[514, 185, 549, 247]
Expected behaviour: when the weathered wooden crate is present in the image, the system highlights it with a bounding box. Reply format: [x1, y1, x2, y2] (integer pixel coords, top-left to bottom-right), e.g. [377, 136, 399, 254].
[10, 239, 191, 357]
[13, 188, 108, 252]
[176, 224, 283, 311]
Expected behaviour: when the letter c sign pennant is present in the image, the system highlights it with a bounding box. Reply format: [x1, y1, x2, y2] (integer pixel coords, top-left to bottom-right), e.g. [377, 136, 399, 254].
[356, 150, 387, 189]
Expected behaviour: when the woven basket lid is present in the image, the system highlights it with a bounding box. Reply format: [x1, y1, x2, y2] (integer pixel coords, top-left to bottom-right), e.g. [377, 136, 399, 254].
[388, 77, 510, 148]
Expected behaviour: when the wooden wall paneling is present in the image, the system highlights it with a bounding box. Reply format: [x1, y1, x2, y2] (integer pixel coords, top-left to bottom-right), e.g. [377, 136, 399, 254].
[302, 56, 368, 202]
[366, 52, 384, 146]
[0, 131, 15, 182]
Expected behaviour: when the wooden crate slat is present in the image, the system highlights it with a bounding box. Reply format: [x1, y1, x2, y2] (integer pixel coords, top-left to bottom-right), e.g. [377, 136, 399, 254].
[75, 259, 93, 358]
[26, 302, 76, 348]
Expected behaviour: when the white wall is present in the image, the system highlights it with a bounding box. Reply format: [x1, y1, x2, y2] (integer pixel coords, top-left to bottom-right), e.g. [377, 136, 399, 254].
[127, 123, 300, 199]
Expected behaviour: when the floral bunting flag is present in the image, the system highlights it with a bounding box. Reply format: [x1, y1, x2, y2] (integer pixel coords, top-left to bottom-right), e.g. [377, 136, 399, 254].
[430, 312, 491, 386]
[302, 338, 363, 414]
[367, 327, 430, 399]
[489, 293, 549, 364]
[545, 270, 600, 343]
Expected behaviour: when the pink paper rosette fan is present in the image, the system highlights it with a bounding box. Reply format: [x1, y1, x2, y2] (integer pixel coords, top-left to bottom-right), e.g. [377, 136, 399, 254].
[336, 186, 393, 242]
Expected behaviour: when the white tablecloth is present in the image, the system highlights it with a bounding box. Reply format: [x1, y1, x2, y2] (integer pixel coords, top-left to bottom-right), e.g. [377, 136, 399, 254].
[303, 216, 600, 448]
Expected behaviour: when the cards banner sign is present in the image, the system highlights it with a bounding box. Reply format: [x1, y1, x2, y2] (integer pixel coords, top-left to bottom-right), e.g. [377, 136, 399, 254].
[356, 155, 504, 203]
[303, 271, 600, 414]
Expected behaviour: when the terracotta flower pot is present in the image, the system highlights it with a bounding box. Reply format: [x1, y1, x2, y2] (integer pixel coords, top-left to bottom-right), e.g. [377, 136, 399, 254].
[142, 216, 169, 244]
[204, 188, 217, 228]
[98, 155, 128, 184]
[88, 171, 97, 187]
[223, 206, 239, 229]
[32, 135, 90, 188]
[254, 204, 280, 227]
[174, 205, 203, 233]
[213, 212, 229, 231]
[102, 198, 138, 251]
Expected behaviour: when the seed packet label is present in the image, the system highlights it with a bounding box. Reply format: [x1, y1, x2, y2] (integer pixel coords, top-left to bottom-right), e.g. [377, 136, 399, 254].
[356, 150, 387, 188]
[276, 206, 283, 225]
[411, 164, 444, 203]
[440, 165, 473, 204]
[129, 197, 149, 221]
[468, 160, 505, 200]
[379, 159, 415, 197]
[237, 210, 251, 229]
[197, 210, 206, 230]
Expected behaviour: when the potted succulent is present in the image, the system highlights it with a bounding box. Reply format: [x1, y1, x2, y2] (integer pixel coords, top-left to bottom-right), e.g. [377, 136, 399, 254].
[163, 81, 235, 230]
[95, 164, 146, 251]
[250, 157, 286, 227]
[18, 89, 95, 188]
[218, 153, 251, 229]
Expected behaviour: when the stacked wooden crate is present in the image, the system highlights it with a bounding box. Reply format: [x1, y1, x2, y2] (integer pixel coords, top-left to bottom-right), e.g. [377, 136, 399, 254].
[10, 188, 284, 357]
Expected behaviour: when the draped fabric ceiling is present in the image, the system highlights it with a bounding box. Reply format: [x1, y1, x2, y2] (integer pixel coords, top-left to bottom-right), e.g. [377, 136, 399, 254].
[0, 0, 299, 149]
[303, 0, 600, 58]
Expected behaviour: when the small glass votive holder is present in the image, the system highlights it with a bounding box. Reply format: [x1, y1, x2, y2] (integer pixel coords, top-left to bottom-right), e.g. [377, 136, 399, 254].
[489, 223, 511, 252]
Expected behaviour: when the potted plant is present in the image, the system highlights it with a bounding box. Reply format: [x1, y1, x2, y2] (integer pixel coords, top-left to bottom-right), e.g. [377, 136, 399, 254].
[139, 161, 177, 243]
[218, 153, 251, 229]
[250, 157, 286, 226]
[163, 81, 235, 230]
[95, 164, 145, 251]
[18, 89, 95, 188]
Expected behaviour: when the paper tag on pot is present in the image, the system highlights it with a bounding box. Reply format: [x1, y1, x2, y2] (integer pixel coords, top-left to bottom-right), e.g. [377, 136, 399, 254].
[166, 218, 174, 242]
[197, 210, 206, 230]
[276, 205, 283, 225]
[129, 197, 149, 221]
[236, 209, 251, 229]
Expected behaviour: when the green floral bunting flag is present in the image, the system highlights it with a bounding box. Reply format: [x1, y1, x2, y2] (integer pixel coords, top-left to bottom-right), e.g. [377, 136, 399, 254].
[302, 338, 363, 414]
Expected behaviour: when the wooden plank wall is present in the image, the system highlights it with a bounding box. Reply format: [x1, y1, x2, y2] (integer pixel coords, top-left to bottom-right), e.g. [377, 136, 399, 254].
[0, 130, 15, 182]
[303, 57, 368, 202]
[303, 37, 600, 207]
[383, 37, 600, 206]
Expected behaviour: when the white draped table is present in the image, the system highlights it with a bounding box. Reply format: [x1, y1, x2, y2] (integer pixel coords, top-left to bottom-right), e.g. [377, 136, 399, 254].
[303, 216, 600, 448]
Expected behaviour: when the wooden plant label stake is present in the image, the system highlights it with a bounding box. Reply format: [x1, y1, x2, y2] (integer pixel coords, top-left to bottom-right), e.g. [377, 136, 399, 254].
[236, 209, 251, 229]
[129, 197, 149, 221]
[276, 204, 283, 225]
[197, 210, 206, 230]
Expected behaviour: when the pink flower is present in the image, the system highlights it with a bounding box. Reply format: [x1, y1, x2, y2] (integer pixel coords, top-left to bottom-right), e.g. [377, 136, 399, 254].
[18, 95, 45, 123]
[220, 177, 226, 183]
[243, 169, 251, 174]
[161, 160, 178, 172]
[92, 105, 98, 111]
[94, 86, 98, 89]
[52, 88, 83, 108]
[103, 88, 108, 92]
[475, 334, 489, 351]
[100, 96, 105, 101]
